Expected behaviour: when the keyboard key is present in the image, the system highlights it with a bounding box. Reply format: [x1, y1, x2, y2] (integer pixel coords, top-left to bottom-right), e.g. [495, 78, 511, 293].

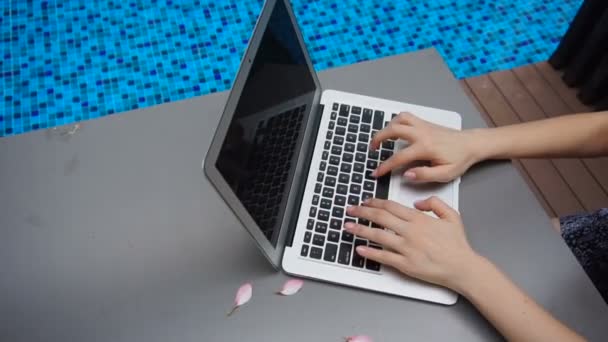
[352, 173, 363, 184]
[371, 222, 382, 229]
[322, 151, 329, 160]
[313, 235, 325, 248]
[324, 140, 331, 149]
[344, 143, 355, 153]
[362, 192, 373, 202]
[324, 176, 336, 187]
[364, 181, 375, 192]
[326, 131, 333, 139]
[335, 126, 346, 136]
[366, 245, 382, 271]
[328, 230, 340, 242]
[322, 187, 334, 198]
[382, 140, 395, 149]
[358, 217, 370, 226]
[328, 121, 335, 130]
[327, 166, 338, 176]
[392, 113, 398, 119]
[318, 210, 330, 221]
[348, 195, 359, 205]
[380, 150, 392, 161]
[337, 184, 348, 195]
[350, 115, 361, 124]
[352, 106, 362, 114]
[342, 232, 354, 243]
[310, 246, 323, 259]
[339, 104, 350, 116]
[324, 243, 338, 262]
[332, 207, 344, 218]
[317, 172, 324, 182]
[354, 163, 365, 173]
[320, 198, 332, 209]
[355, 153, 366, 162]
[376, 175, 390, 200]
[352, 239, 367, 267]
[339, 173, 350, 183]
[373, 111, 385, 130]
[315, 183, 322, 193]
[315, 222, 328, 233]
[368, 150, 379, 160]
[335, 195, 346, 206]
[338, 243, 352, 264]
[360, 124, 371, 133]
[309, 207, 317, 217]
[329, 156, 340, 165]
[332, 103, 339, 111]
[367, 160, 378, 169]
[362, 108, 373, 123]
[337, 117, 348, 126]
[301, 244, 309, 257]
[344, 217, 356, 225]
[346, 133, 357, 143]
[304, 231, 312, 243]
[365, 170, 374, 180]
[312, 195, 320, 206]
[333, 136, 344, 145]
[340, 163, 352, 173]
[343, 153, 353, 163]
[331, 146, 342, 155]
[330, 218, 342, 230]
[348, 124, 358, 133]
[307, 219, 314, 230]
[319, 161, 327, 171]
[359, 133, 369, 142]
[350, 184, 362, 194]
[357, 143, 367, 152]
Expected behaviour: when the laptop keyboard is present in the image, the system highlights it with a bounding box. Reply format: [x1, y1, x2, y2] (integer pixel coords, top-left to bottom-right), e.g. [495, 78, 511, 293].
[300, 103, 396, 272]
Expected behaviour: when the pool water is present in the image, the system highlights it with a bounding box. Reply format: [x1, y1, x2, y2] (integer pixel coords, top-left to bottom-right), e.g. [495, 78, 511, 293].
[1, 0, 582, 137]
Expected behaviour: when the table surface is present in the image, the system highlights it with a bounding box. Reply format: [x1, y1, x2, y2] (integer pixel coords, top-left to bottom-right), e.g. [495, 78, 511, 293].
[1, 49, 607, 342]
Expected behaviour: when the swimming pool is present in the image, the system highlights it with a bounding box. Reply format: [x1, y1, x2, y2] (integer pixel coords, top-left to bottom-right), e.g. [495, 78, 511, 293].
[1, 0, 583, 137]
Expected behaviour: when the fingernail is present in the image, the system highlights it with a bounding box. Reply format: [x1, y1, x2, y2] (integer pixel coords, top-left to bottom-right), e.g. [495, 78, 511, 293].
[414, 199, 423, 206]
[346, 206, 355, 214]
[371, 170, 378, 177]
[356, 246, 367, 254]
[404, 171, 416, 180]
[362, 198, 371, 205]
[344, 222, 355, 230]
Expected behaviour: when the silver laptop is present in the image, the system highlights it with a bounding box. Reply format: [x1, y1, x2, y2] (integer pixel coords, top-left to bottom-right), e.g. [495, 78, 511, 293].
[204, 0, 461, 305]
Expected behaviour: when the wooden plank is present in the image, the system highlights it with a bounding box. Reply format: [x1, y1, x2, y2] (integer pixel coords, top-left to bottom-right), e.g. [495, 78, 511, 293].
[465, 75, 584, 216]
[512, 65, 574, 116]
[535, 62, 594, 113]
[491, 68, 608, 212]
[459, 80, 555, 217]
[584, 158, 608, 193]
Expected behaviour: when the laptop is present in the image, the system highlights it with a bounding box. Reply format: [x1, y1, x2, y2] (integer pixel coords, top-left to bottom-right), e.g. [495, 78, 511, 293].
[204, 0, 461, 305]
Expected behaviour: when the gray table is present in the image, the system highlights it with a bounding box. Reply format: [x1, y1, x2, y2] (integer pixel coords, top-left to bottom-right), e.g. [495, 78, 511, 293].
[1, 49, 607, 342]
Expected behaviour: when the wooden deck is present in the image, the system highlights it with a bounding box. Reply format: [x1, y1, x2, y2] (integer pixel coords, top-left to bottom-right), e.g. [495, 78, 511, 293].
[461, 62, 608, 222]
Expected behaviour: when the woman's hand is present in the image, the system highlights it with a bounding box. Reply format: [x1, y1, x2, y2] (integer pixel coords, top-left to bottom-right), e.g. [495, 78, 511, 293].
[371, 112, 482, 183]
[344, 197, 482, 292]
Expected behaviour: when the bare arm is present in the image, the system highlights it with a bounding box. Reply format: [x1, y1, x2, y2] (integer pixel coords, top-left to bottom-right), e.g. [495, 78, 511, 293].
[345, 198, 586, 341]
[371, 111, 608, 183]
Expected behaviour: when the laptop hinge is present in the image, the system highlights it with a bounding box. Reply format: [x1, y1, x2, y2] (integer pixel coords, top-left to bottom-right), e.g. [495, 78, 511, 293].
[285, 103, 324, 247]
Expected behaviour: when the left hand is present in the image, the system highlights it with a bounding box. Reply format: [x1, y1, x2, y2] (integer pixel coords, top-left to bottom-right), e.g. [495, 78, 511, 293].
[344, 197, 481, 292]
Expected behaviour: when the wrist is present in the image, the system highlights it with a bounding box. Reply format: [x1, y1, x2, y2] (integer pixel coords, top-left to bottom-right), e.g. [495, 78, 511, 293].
[465, 128, 500, 162]
[447, 253, 498, 296]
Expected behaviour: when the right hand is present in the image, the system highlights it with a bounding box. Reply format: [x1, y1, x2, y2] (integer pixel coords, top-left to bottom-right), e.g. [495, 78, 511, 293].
[371, 112, 482, 183]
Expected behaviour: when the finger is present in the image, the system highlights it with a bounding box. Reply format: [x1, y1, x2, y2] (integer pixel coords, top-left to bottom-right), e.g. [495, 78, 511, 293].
[414, 196, 459, 221]
[346, 205, 407, 234]
[391, 112, 421, 126]
[344, 222, 405, 251]
[363, 198, 420, 226]
[355, 245, 405, 269]
[372, 146, 422, 178]
[370, 124, 416, 151]
[404, 165, 455, 183]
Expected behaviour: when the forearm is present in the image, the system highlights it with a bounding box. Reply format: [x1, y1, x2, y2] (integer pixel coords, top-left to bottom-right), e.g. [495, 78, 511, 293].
[470, 112, 608, 160]
[453, 257, 585, 342]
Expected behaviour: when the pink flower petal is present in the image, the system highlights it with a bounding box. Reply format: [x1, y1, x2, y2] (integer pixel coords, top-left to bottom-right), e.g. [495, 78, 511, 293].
[276, 279, 304, 296]
[227, 282, 252, 316]
[345, 335, 373, 342]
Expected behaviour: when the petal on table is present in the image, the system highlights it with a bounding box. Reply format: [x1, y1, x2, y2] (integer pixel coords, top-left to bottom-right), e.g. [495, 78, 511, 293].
[227, 282, 252, 316]
[276, 279, 304, 296]
[345, 335, 373, 342]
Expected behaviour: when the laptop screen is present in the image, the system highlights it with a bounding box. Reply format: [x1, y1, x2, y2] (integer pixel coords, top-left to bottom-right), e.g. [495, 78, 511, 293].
[215, 0, 316, 247]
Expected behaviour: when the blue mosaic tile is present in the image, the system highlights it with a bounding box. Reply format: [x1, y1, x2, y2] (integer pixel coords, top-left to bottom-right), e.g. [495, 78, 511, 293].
[1, 0, 583, 137]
